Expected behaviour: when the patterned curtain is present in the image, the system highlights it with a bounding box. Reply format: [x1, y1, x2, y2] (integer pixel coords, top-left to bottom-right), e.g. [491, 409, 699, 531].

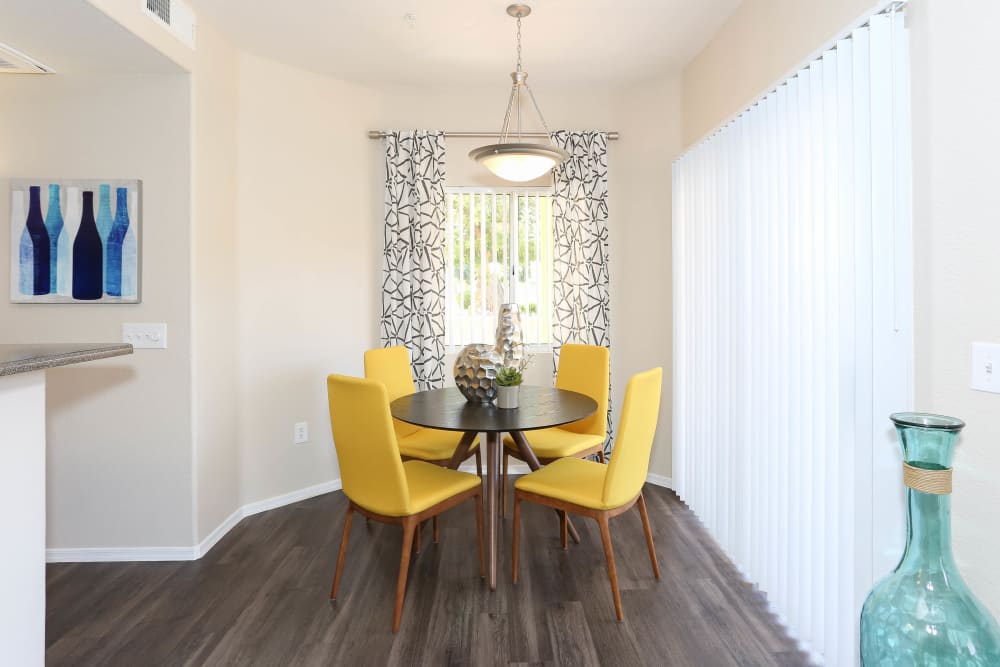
[380, 131, 447, 390]
[550, 130, 613, 456]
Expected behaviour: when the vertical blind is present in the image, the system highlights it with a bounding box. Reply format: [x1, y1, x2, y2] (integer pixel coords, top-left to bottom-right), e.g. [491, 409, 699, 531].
[444, 189, 553, 348]
[672, 10, 912, 666]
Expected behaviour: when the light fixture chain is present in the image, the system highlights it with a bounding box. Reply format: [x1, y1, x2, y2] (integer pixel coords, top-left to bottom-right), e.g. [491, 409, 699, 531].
[516, 15, 522, 72]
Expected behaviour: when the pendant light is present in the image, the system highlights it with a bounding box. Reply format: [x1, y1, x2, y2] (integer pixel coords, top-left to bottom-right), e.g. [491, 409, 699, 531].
[469, 4, 568, 182]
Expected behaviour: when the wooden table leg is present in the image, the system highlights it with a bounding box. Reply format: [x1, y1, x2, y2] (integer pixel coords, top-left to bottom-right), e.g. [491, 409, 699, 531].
[446, 431, 479, 470]
[485, 431, 501, 590]
[509, 431, 582, 544]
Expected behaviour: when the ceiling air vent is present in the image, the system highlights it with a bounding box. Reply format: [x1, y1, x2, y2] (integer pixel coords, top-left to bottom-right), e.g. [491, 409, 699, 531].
[0, 41, 53, 74]
[142, 0, 196, 48]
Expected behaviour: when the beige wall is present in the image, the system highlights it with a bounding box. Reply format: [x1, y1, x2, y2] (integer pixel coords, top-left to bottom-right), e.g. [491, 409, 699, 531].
[0, 72, 194, 547]
[681, 0, 875, 148]
[374, 81, 679, 479]
[908, 0, 1000, 619]
[235, 53, 379, 504]
[191, 20, 241, 541]
[7, 2, 682, 552]
[230, 74, 682, 500]
[681, 0, 1000, 618]
[611, 75, 681, 477]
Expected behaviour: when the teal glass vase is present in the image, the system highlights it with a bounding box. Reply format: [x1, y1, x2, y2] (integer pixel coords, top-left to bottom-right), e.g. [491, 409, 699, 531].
[860, 413, 1000, 665]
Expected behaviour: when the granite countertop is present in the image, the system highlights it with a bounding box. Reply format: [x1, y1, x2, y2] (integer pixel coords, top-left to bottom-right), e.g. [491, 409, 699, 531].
[0, 343, 134, 377]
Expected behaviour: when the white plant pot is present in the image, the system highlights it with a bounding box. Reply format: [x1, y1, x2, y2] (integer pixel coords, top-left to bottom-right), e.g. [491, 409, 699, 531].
[496, 385, 520, 409]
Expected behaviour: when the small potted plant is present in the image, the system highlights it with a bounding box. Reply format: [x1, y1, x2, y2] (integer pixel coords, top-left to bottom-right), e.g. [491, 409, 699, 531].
[495, 353, 530, 409]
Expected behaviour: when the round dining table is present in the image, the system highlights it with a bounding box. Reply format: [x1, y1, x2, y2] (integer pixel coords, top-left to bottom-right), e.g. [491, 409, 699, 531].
[390, 385, 598, 590]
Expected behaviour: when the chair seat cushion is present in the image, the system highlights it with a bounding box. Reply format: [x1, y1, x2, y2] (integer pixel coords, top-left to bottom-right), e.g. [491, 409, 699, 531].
[398, 427, 477, 462]
[503, 428, 604, 460]
[514, 457, 611, 510]
[402, 460, 481, 515]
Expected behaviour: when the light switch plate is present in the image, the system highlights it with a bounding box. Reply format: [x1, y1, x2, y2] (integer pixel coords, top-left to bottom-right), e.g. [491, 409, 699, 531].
[970, 342, 1000, 393]
[123, 323, 168, 349]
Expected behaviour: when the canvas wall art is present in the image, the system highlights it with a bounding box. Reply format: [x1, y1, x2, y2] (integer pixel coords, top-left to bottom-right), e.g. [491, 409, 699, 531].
[10, 179, 141, 303]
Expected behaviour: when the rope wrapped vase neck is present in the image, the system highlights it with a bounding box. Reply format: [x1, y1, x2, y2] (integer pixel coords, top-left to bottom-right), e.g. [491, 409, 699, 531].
[903, 461, 953, 495]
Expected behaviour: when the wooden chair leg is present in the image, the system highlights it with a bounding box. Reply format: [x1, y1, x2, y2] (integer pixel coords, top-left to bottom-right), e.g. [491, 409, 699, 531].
[475, 449, 482, 477]
[393, 518, 417, 633]
[560, 511, 569, 550]
[433, 515, 440, 543]
[501, 451, 509, 517]
[597, 514, 624, 621]
[413, 522, 421, 555]
[330, 505, 354, 599]
[512, 494, 522, 584]
[637, 493, 660, 579]
[597, 450, 606, 464]
[474, 493, 485, 578]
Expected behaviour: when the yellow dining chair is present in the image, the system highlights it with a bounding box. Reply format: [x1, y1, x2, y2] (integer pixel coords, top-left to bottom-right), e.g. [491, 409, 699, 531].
[511, 367, 663, 622]
[365, 346, 481, 475]
[501, 343, 610, 515]
[327, 374, 485, 633]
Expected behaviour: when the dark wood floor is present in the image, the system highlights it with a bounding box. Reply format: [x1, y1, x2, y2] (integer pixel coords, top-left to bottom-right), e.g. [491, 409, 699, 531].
[46, 482, 807, 666]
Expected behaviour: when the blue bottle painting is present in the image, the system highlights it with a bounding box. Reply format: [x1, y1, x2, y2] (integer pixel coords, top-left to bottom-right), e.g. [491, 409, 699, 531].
[44, 184, 64, 294]
[10, 179, 141, 303]
[105, 188, 130, 297]
[72, 191, 103, 300]
[24, 186, 51, 295]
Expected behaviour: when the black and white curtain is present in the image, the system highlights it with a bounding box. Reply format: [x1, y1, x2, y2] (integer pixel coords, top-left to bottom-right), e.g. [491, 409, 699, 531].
[550, 131, 613, 455]
[380, 131, 448, 390]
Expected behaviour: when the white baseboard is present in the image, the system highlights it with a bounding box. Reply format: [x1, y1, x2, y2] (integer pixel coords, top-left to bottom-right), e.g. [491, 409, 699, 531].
[46, 545, 200, 563]
[46, 478, 343, 564]
[645, 472, 673, 489]
[46, 472, 672, 564]
[241, 479, 342, 518]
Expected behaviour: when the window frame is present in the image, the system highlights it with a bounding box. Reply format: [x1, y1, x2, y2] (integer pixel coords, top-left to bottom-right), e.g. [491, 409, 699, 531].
[444, 185, 554, 354]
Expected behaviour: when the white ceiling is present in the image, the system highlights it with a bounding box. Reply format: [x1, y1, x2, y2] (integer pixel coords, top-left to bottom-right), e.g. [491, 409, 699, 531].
[189, 0, 741, 87]
[0, 1, 183, 73]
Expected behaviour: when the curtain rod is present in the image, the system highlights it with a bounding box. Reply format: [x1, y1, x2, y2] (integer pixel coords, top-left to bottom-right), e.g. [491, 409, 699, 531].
[368, 130, 619, 141]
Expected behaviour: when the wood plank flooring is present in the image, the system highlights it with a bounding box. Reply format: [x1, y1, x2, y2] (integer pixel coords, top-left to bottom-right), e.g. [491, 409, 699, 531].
[46, 483, 808, 666]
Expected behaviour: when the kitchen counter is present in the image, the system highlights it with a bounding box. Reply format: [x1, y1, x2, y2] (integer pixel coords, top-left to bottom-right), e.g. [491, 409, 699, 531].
[0, 342, 133, 665]
[0, 343, 133, 377]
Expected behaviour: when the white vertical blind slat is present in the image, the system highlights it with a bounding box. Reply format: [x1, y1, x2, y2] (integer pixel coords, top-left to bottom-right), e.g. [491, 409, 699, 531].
[672, 12, 911, 665]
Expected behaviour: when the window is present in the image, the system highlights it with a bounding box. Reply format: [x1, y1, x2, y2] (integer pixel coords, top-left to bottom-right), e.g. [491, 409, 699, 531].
[444, 188, 552, 349]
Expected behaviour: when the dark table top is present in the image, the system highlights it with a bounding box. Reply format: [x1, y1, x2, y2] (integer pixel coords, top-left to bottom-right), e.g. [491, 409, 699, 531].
[390, 385, 598, 433]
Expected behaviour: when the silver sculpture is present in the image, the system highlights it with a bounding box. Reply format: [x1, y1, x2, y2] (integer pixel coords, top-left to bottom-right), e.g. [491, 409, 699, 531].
[454, 343, 502, 403]
[495, 303, 524, 366]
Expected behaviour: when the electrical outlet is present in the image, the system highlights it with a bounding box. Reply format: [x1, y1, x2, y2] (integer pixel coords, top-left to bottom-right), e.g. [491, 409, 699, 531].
[971, 343, 1000, 393]
[294, 421, 309, 444]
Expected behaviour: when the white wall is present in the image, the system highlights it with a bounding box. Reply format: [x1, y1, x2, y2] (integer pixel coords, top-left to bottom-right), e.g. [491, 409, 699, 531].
[0, 72, 194, 548]
[908, 0, 1000, 619]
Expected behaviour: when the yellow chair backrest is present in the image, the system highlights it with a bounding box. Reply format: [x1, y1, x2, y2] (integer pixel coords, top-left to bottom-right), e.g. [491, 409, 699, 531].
[602, 367, 663, 508]
[555, 344, 610, 438]
[364, 346, 420, 439]
[327, 374, 411, 516]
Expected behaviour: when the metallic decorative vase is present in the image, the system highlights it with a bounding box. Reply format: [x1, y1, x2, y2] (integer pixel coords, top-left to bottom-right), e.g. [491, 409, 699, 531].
[454, 343, 501, 403]
[860, 412, 1000, 666]
[495, 302, 524, 365]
